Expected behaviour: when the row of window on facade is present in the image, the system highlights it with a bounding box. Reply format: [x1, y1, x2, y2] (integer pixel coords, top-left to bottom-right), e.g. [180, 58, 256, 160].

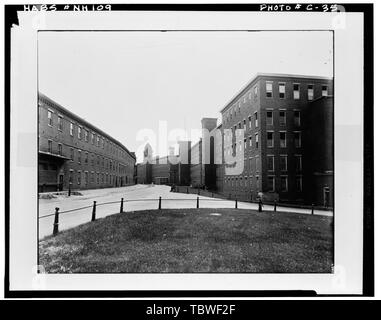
[225, 109, 301, 129]
[69, 170, 128, 186]
[265, 82, 328, 100]
[239, 155, 302, 172]
[44, 107, 131, 162]
[46, 140, 131, 174]
[225, 131, 302, 156]
[224, 175, 303, 193]
[223, 82, 328, 123]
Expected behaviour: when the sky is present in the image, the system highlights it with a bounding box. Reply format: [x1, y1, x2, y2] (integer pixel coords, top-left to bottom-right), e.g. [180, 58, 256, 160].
[38, 31, 333, 162]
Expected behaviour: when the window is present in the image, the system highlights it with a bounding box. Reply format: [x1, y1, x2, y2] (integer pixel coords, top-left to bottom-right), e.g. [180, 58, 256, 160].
[97, 136, 100, 147]
[255, 133, 259, 149]
[267, 131, 274, 147]
[279, 110, 286, 126]
[244, 138, 247, 150]
[308, 84, 314, 100]
[254, 112, 258, 127]
[78, 150, 81, 164]
[248, 116, 252, 128]
[322, 85, 328, 96]
[48, 110, 53, 126]
[91, 133, 95, 144]
[267, 155, 274, 171]
[294, 110, 301, 126]
[266, 111, 273, 125]
[249, 91, 252, 100]
[78, 127, 82, 139]
[85, 130, 89, 142]
[70, 148, 74, 161]
[70, 123, 74, 136]
[58, 144, 62, 156]
[296, 176, 303, 192]
[48, 140, 53, 153]
[249, 136, 252, 147]
[293, 83, 300, 100]
[77, 171, 81, 185]
[85, 152, 88, 164]
[254, 85, 258, 97]
[295, 155, 302, 171]
[279, 83, 285, 99]
[280, 155, 287, 171]
[294, 132, 301, 148]
[280, 131, 287, 148]
[256, 176, 260, 189]
[243, 119, 246, 131]
[281, 176, 288, 192]
[266, 82, 273, 98]
[58, 116, 63, 131]
[267, 176, 275, 192]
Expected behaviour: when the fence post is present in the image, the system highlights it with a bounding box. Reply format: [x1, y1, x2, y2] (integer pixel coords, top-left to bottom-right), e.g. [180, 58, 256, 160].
[91, 201, 97, 221]
[196, 196, 199, 209]
[258, 200, 263, 212]
[68, 183, 71, 197]
[53, 207, 59, 236]
[311, 204, 314, 215]
[274, 200, 277, 212]
[120, 198, 124, 213]
[158, 196, 162, 210]
[235, 198, 238, 209]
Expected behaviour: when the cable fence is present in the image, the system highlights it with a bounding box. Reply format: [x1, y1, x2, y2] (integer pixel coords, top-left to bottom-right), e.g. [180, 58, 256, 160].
[40, 192, 318, 237]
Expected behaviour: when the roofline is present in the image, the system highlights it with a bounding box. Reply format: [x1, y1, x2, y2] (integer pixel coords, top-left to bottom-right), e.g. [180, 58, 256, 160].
[219, 73, 334, 113]
[38, 92, 136, 159]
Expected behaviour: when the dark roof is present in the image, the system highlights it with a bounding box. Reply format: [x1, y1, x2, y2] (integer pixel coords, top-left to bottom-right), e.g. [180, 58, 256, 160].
[39, 92, 135, 159]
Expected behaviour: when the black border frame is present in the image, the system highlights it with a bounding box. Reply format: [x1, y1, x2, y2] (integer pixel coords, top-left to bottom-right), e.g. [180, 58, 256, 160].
[4, 3, 374, 298]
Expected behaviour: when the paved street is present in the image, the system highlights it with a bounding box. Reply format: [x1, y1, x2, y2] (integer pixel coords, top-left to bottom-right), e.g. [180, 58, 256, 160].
[39, 184, 332, 239]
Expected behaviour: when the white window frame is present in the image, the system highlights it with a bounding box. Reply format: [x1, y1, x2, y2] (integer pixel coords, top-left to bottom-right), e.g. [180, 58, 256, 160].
[322, 85, 328, 96]
[280, 154, 288, 171]
[267, 155, 275, 172]
[280, 175, 288, 192]
[267, 131, 274, 148]
[280, 131, 287, 148]
[279, 82, 286, 99]
[296, 175, 303, 192]
[308, 84, 314, 100]
[47, 110, 53, 126]
[70, 122, 74, 136]
[57, 115, 63, 131]
[266, 81, 273, 98]
[267, 175, 275, 192]
[294, 131, 302, 148]
[294, 110, 301, 127]
[266, 110, 273, 126]
[279, 109, 287, 126]
[295, 154, 302, 171]
[293, 83, 300, 100]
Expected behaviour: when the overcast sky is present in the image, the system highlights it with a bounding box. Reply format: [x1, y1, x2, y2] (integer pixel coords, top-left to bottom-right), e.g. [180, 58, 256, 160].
[38, 31, 333, 162]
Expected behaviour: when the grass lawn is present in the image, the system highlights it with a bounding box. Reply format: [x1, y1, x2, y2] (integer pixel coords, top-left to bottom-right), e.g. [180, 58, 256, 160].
[39, 208, 333, 273]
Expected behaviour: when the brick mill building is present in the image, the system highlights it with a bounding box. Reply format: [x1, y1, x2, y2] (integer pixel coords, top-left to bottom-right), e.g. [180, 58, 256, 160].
[135, 73, 333, 207]
[38, 93, 136, 192]
[218, 73, 333, 206]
